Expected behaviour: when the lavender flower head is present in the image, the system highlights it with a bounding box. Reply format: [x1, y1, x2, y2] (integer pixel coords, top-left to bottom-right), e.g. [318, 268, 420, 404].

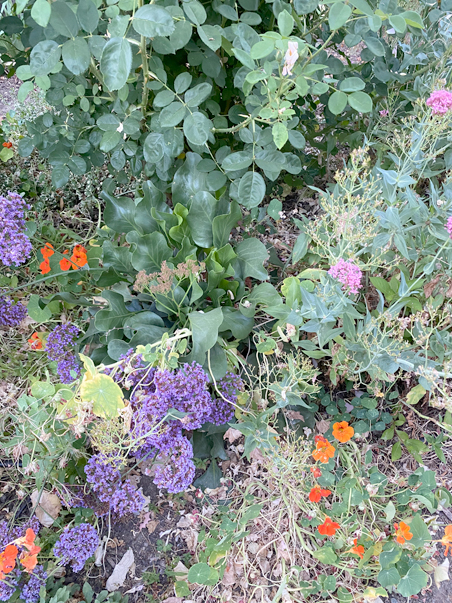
[0, 296, 27, 328]
[110, 480, 146, 517]
[208, 371, 243, 425]
[53, 523, 99, 572]
[0, 192, 32, 267]
[426, 90, 452, 115]
[84, 453, 122, 503]
[20, 565, 47, 603]
[46, 324, 80, 384]
[328, 259, 363, 295]
[153, 436, 196, 494]
[446, 216, 452, 239]
[0, 570, 19, 601]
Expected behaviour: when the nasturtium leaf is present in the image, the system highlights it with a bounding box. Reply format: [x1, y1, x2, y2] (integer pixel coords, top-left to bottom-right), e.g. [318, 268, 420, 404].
[397, 564, 428, 597]
[328, 90, 347, 114]
[30, 40, 61, 76]
[80, 373, 124, 419]
[378, 566, 400, 588]
[348, 91, 373, 113]
[31, 0, 51, 28]
[62, 38, 91, 75]
[27, 295, 52, 322]
[408, 514, 432, 548]
[238, 171, 266, 208]
[50, 1, 80, 38]
[329, 2, 352, 30]
[77, 0, 99, 33]
[183, 112, 212, 146]
[133, 5, 175, 37]
[100, 37, 132, 91]
[31, 381, 55, 399]
[312, 547, 337, 564]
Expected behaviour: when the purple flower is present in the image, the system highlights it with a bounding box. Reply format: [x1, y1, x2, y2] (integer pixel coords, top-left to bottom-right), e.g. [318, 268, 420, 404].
[20, 565, 47, 603]
[0, 192, 32, 267]
[207, 372, 243, 425]
[46, 324, 80, 383]
[0, 571, 19, 601]
[379, 109, 389, 117]
[446, 216, 452, 239]
[53, 523, 99, 572]
[0, 295, 27, 328]
[110, 480, 146, 517]
[154, 436, 196, 494]
[426, 90, 452, 115]
[84, 453, 122, 502]
[328, 259, 363, 295]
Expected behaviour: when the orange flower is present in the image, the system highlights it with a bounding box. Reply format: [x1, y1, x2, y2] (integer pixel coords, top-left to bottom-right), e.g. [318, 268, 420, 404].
[20, 551, 38, 572]
[314, 435, 327, 443]
[310, 466, 322, 478]
[15, 529, 40, 554]
[440, 525, 452, 555]
[309, 486, 331, 503]
[394, 521, 413, 545]
[317, 517, 340, 537]
[349, 538, 365, 559]
[0, 544, 18, 580]
[332, 421, 354, 443]
[2, 142, 12, 148]
[312, 439, 335, 464]
[28, 332, 43, 350]
[39, 259, 51, 275]
[40, 243, 54, 259]
[59, 250, 74, 271]
[70, 245, 87, 268]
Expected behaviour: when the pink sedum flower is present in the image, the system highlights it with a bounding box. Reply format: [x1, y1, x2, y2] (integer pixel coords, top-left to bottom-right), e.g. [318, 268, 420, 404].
[426, 90, 452, 115]
[328, 259, 363, 295]
[282, 41, 299, 77]
[379, 109, 389, 117]
[446, 216, 452, 239]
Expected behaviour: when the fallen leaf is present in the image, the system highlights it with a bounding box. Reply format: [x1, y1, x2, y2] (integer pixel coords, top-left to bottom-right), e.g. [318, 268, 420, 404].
[224, 427, 242, 443]
[147, 520, 158, 534]
[276, 538, 291, 562]
[222, 562, 235, 586]
[181, 528, 198, 552]
[106, 548, 135, 592]
[424, 275, 441, 298]
[30, 490, 61, 527]
[177, 515, 192, 528]
[173, 560, 189, 581]
[161, 598, 182, 603]
[285, 410, 305, 421]
[249, 448, 265, 463]
[316, 419, 330, 434]
[124, 585, 144, 595]
[434, 557, 449, 588]
[94, 541, 105, 567]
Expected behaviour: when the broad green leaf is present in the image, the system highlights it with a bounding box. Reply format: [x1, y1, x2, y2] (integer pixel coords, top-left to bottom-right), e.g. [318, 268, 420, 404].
[294, 0, 318, 14]
[30, 40, 61, 76]
[378, 566, 400, 588]
[159, 101, 187, 127]
[52, 165, 70, 188]
[15, 65, 33, 81]
[220, 307, 254, 339]
[397, 564, 428, 597]
[198, 24, 222, 51]
[232, 47, 255, 70]
[144, 132, 165, 164]
[349, 0, 373, 16]
[126, 231, 172, 273]
[102, 241, 134, 273]
[389, 15, 406, 33]
[238, 171, 266, 209]
[312, 547, 337, 564]
[406, 384, 426, 405]
[31, 381, 55, 399]
[80, 373, 125, 418]
[185, 82, 212, 107]
[18, 82, 34, 102]
[188, 307, 223, 363]
[272, 122, 288, 149]
[100, 37, 132, 91]
[409, 514, 432, 548]
[250, 39, 275, 60]
[193, 460, 222, 492]
[278, 10, 294, 36]
[391, 441, 402, 461]
[50, 1, 79, 37]
[174, 72, 192, 94]
[400, 10, 424, 29]
[62, 38, 91, 75]
[293, 232, 310, 262]
[100, 130, 121, 153]
[94, 290, 131, 332]
[339, 77, 365, 92]
[329, 2, 352, 30]
[183, 0, 207, 25]
[328, 90, 347, 114]
[222, 151, 253, 172]
[235, 238, 268, 280]
[186, 191, 218, 247]
[348, 91, 373, 113]
[212, 200, 242, 248]
[27, 294, 52, 322]
[31, 0, 51, 28]
[77, 0, 99, 33]
[288, 130, 305, 149]
[364, 36, 385, 57]
[183, 112, 212, 146]
[133, 5, 175, 37]
[384, 501, 396, 521]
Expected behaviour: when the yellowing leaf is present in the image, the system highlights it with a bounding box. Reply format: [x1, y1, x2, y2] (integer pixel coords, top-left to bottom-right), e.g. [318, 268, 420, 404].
[406, 384, 426, 405]
[434, 558, 449, 588]
[80, 373, 124, 418]
[79, 352, 97, 380]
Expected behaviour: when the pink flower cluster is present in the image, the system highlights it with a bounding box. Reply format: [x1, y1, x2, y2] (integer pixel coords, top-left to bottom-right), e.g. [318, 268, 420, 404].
[446, 216, 452, 239]
[328, 259, 363, 295]
[426, 90, 452, 115]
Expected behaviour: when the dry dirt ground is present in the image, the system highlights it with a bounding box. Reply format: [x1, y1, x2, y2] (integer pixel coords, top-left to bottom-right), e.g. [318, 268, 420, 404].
[0, 75, 21, 119]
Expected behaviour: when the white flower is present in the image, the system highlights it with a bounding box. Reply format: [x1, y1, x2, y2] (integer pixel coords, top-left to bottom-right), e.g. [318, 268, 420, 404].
[116, 123, 124, 133]
[282, 41, 299, 77]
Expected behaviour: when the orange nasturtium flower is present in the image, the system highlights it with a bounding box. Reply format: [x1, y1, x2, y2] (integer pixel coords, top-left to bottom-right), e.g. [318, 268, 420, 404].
[312, 439, 335, 464]
[332, 421, 354, 443]
[317, 517, 340, 537]
[310, 466, 322, 478]
[439, 525, 452, 556]
[28, 332, 43, 350]
[14, 529, 40, 573]
[348, 538, 365, 559]
[2, 141, 12, 149]
[309, 486, 332, 503]
[394, 521, 413, 545]
[70, 245, 88, 268]
[59, 250, 73, 271]
[39, 259, 51, 275]
[40, 242, 54, 259]
[0, 544, 18, 580]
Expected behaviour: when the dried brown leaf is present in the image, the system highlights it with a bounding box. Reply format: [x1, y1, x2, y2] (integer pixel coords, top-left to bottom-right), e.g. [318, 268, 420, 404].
[224, 428, 243, 443]
[31, 490, 61, 527]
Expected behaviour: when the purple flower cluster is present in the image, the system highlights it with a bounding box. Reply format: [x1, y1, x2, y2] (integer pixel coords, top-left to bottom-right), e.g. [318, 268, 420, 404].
[0, 295, 27, 328]
[84, 454, 146, 518]
[328, 259, 363, 295]
[153, 435, 195, 493]
[0, 571, 19, 601]
[0, 192, 32, 267]
[210, 372, 243, 425]
[53, 523, 99, 572]
[46, 324, 80, 383]
[20, 565, 47, 603]
[446, 216, 452, 239]
[426, 90, 452, 115]
[0, 516, 41, 548]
